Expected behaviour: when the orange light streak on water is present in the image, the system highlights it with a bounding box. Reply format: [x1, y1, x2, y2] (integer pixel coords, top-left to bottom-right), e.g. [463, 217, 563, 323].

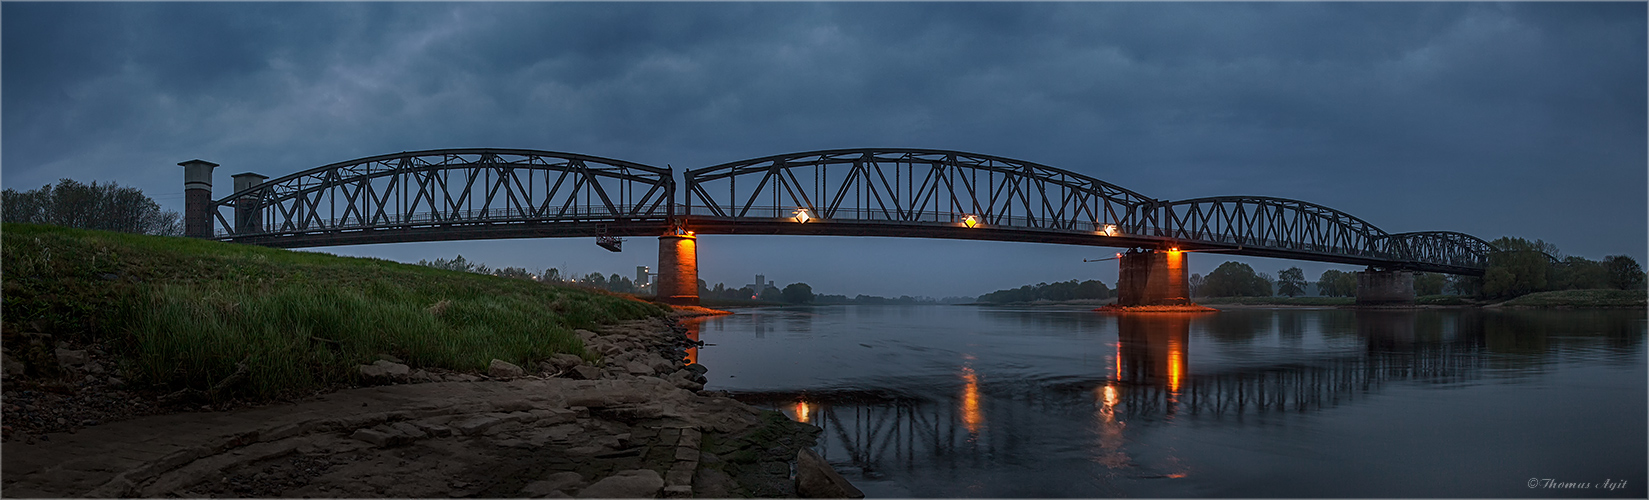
[1167, 336, 1184, 394]
[961, 365, 983, 434]
[795, 401, 811, 423]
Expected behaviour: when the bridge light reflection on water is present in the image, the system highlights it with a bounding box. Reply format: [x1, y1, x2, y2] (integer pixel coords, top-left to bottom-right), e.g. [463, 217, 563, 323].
[794, 400, 811, 423]
[959, 362, 983, 435]
[694, 306, 1646, 497]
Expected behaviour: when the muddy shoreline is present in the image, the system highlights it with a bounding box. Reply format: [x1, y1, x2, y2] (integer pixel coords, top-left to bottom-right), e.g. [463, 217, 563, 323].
[2, 317, 849, 498]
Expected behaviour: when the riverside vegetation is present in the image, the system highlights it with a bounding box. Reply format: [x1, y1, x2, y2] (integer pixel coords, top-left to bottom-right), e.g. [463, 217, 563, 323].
[1, 222, 667, 400]
[2, 223, 861, 497]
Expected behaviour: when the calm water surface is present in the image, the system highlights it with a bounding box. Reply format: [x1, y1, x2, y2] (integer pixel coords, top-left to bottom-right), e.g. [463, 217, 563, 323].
[685, 306, 1647, 498]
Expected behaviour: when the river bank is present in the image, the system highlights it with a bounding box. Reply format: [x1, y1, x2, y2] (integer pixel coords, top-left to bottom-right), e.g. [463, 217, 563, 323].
[971, 289, 1645, 310]
[3, 317, 858, 498]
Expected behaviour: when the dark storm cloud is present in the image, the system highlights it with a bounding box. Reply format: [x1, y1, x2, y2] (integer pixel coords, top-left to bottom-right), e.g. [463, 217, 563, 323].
[3, 2, 1643, 296]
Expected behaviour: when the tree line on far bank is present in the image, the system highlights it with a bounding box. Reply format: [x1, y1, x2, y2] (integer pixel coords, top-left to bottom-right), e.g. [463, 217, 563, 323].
[1186, 236, 1644, 298]
[420, 256, 976, 306]
[976, 236, 1645, 301]
[699, 281, 816, 304]
[975, 279, 1114, 304]
[698, 280, 972, 305]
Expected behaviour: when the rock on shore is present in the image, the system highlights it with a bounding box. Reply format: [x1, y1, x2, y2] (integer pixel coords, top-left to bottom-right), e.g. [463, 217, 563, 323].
[1, 318, 826, 498]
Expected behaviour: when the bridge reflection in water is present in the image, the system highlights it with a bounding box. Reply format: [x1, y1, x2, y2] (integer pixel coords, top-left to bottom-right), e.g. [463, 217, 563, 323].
[732, 310, 1498, 484]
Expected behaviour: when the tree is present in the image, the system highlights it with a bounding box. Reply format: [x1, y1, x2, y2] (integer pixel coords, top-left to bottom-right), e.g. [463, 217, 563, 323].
[1201, 261, 1272, 297]
[757, 285, 781, 302]
[3, 178, 182, 235]
[1276, 267, 1307, 297]
[1317, 269, 1355, 297]
[540, 268, 562, 282]
[1073, 280, 1112, 299]
[418, 254, 490, 274]
[1550, 256, 1608, 290]
[493, 266, 534, 280]
[1447, 274, 1482, 297]
[781, 283, 815, 304]
[584, 272, 607, 288]
[1414, 272, 1447, 296]
[1483, 237, 1552, 297]
[1188, 273, 1205, 297]
[1603, 255, 1646, 290]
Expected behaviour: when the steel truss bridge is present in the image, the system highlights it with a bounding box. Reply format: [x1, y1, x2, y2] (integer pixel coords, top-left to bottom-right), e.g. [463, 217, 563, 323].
[210, 147, 1496, 274]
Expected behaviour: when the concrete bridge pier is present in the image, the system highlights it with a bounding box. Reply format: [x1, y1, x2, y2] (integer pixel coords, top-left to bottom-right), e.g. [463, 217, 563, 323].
[1116, 249, 1191, 306]
[656, 232, 700, 306]
[1355, 269, 1415, 305]
[179, 159, 219, 238]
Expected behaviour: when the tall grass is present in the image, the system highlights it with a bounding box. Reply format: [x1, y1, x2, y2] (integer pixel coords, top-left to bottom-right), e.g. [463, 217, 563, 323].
[2, 223, 670, 399]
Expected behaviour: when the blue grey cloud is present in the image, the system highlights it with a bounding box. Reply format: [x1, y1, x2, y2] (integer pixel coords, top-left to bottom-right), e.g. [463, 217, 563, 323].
[4, 2, 1643, 297]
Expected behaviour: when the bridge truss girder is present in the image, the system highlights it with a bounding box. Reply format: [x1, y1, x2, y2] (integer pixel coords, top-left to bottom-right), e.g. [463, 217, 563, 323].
[209, 149, 675, 247]
[684, 148, 1157, 235]
[685, 148, 1493, 275]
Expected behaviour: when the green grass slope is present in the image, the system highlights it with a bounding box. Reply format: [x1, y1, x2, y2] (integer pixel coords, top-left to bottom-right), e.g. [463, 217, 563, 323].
[1493, 289, 1648, 308]
[2, 223, 669, 399]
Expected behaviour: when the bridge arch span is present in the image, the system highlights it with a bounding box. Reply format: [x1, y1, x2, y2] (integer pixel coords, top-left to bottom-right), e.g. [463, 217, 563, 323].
[1384, 231, 1497, 272]
[1150, 195, 1397, 265]
[210, 148, 676, 247]
[681, 147, 1166, 244]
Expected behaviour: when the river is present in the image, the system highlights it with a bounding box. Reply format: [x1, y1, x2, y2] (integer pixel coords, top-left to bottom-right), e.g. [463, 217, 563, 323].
[683, 305, 1646, 498]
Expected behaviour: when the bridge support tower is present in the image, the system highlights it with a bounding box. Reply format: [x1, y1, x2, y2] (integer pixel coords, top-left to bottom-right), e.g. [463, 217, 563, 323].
[1355, 269, 1415, 305]
[1116, 249, 1191, 306]
[231, 172, 268, 234]
[179, 159, 218, 238]
[656, 232, 699, 306]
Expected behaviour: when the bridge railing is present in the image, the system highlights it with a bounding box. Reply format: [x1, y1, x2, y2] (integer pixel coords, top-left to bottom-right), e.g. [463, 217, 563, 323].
[682, 204, 1402, 257]
[679, 204, 1128, 231]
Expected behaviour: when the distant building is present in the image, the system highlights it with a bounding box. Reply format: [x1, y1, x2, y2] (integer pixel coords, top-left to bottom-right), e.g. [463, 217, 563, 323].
[746, 274, 778, 294]
[636, 266, 651, 287]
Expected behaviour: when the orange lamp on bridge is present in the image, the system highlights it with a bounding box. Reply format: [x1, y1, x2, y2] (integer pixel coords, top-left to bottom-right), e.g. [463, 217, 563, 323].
[793, 208, 811, 223]
[963, 215, 980, 228]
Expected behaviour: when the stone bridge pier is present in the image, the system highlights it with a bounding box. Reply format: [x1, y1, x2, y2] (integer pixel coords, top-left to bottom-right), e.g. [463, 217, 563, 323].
[655, 232, 700, 306]
[1116, 249, 1190, 306]
[1355, 269, 1415, 305]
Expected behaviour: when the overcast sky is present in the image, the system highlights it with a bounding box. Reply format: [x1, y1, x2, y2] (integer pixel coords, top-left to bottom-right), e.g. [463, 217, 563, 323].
[4, 2, 1644, 298]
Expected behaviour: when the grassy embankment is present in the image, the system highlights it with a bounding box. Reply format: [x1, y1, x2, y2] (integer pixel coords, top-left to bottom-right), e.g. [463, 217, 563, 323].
[1, 223, 670, 400]
[1194, 295, 1488, 306]
[1194, 291, 1645, 308]
[1491, 289, 1647, 308]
